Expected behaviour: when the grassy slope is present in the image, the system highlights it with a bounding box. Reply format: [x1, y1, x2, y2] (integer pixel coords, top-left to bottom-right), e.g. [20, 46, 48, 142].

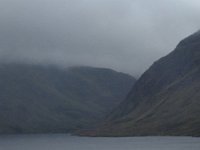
[0, 64, 135, 134]
[79, 31, 200, 137]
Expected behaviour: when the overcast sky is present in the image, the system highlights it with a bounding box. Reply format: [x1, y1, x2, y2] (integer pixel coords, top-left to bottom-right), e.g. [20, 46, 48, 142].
[0, 0, 200, 76]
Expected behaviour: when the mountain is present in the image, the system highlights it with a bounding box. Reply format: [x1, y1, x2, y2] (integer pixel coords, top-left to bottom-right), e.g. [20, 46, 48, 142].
[0, 64, 135, 134]
[80, 31, 200, 137]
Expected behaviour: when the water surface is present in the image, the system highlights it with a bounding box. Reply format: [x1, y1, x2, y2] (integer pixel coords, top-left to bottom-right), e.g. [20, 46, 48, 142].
[0, 134, 199, 150]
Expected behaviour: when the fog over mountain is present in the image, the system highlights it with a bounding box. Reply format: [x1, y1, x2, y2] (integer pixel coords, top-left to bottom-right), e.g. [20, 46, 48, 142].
[0, 0, 200, 76]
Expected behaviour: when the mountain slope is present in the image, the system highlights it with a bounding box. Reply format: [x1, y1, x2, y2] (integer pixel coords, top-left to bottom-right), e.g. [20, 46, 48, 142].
[81, 31, 200, 137]
[0, 64, 135, 134]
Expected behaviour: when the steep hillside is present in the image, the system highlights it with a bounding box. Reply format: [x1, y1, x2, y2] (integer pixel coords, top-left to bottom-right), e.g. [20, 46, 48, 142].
[0, 64, 135, 134]
[81, 31, 200, 137]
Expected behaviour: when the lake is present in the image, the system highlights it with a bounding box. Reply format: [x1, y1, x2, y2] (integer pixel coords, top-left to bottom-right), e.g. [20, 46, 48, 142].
[0, 134, 199, 150]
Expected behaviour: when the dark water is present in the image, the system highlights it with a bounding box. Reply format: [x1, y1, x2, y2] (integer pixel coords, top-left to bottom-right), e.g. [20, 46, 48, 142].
[0, 134, 199, 150]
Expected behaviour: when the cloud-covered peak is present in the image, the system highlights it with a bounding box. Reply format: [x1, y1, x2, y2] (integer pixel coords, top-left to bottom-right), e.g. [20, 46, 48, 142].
[0, 0, 200, 76]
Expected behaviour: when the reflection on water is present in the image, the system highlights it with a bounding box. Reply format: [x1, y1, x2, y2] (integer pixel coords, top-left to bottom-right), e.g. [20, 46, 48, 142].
[0, 134, 199, 150]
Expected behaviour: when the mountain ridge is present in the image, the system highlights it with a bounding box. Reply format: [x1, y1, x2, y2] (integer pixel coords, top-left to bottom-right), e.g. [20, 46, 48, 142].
[0, 63, 136, 134]
[78, 31, 200, 137]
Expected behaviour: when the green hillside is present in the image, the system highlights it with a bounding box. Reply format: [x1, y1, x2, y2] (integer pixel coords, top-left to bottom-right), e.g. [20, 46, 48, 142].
[0, 64, 135, 134]
[79, 31, 200, 137]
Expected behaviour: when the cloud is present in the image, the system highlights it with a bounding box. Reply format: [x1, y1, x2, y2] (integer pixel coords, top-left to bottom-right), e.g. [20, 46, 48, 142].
[0, 0, 199, 76]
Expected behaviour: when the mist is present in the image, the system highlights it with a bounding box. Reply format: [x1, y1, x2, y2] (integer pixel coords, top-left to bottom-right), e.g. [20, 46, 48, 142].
[0, 0, 200, 76]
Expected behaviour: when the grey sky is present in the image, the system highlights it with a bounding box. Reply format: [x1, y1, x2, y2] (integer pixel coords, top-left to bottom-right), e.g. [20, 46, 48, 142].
[0, 0, 200, 76]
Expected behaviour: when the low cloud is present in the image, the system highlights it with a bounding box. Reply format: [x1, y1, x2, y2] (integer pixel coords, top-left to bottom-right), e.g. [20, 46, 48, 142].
[0, 0, 200, 76]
